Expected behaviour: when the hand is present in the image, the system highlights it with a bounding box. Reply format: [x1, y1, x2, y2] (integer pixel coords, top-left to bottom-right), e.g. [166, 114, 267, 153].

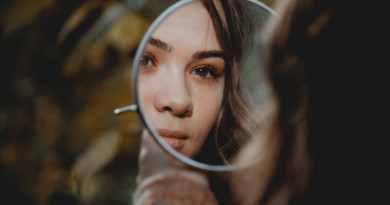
[134, 129, 218, 205]
[136, 128, 208, 186]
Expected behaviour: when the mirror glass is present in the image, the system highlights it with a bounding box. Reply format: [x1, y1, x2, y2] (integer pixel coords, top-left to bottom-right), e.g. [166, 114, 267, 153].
[134, 0, 275, 167]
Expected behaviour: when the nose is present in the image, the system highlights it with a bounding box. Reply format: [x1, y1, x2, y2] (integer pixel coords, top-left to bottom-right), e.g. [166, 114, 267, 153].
[154, 76, 193, 117]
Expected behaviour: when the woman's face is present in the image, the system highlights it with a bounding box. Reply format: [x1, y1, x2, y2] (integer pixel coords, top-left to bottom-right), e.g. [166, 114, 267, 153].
[138, 1, 226, 159]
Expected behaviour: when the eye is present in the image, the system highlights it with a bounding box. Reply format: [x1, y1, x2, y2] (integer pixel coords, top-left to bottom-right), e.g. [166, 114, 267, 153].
[191, 66, 216, 78]
[140, 54, 155, 67]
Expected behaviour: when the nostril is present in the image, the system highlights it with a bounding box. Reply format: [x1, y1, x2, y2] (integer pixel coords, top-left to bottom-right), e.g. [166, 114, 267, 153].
[163, 107, 173, 111]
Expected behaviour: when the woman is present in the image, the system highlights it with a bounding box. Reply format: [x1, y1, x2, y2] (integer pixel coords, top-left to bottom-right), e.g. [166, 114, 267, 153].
[134, 0, 261, 204]
[138, 0, 259, 165]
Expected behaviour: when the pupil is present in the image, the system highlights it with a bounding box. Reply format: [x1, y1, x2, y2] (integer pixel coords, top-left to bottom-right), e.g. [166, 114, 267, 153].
[198, 68, 208, 77]
[140, 57, 149, 66]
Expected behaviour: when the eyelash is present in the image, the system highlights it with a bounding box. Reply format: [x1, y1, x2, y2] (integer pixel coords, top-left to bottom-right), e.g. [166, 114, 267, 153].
[190, 65, 218, 80]
[140, 52, 157, 68]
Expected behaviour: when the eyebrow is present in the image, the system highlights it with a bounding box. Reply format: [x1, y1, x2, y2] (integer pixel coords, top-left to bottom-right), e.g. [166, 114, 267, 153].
[149, 37, 173, 52]
[192, 50, 226, 61]
[149, 37, 226, 61]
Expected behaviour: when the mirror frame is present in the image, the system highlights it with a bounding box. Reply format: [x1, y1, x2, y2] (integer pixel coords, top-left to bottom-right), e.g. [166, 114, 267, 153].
[131, 0, 278, 171]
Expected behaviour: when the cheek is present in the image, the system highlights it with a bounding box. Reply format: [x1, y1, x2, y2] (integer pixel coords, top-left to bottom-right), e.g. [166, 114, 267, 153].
[138, 74, 155, 119]
[191, 77, 225, 133]
[201, 86, 223, 118]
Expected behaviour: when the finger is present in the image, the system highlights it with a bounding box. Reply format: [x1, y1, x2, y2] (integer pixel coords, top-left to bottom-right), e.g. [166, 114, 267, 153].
[138, 129, 174, 182]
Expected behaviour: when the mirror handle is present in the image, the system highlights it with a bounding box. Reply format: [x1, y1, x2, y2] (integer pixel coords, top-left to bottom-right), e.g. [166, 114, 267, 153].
[114, 104, 138, 114]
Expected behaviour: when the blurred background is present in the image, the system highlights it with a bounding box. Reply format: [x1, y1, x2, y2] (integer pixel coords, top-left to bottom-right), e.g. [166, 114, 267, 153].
[0, 0, 276, 204]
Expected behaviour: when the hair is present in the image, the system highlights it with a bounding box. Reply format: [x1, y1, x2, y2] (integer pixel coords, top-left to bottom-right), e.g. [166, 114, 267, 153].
[192, 0, 262, 165]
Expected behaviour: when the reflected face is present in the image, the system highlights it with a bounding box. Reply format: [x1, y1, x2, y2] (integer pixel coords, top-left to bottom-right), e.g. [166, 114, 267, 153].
[138, 1, 226, 159]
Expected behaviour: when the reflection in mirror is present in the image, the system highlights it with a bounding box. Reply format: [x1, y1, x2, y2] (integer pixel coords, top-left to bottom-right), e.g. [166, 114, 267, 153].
[137, 0, 272, 166]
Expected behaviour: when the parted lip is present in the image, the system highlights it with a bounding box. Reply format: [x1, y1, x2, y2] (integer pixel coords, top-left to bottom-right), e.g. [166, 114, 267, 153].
[156, 128, 188, 140]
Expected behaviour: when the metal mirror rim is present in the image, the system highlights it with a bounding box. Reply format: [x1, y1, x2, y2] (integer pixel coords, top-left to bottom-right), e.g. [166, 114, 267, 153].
[132, 0, 278, 171]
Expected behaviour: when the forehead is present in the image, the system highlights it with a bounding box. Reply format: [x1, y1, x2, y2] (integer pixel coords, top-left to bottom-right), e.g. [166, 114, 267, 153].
[152, 1, 221, 51]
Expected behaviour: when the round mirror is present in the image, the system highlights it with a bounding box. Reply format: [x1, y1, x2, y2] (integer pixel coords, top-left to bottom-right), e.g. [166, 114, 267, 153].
[126, 0, 276, 171]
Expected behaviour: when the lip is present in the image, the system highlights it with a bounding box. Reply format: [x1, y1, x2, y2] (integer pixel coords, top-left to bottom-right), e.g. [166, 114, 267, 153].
[156, 128, 188, 149]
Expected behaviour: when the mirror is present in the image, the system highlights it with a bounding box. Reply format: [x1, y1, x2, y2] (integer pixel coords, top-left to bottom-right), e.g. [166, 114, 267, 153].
[131, 0, 276, 170]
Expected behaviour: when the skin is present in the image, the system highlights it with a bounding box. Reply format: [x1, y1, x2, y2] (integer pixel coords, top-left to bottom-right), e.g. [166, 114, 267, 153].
[138, 1, 226, 159]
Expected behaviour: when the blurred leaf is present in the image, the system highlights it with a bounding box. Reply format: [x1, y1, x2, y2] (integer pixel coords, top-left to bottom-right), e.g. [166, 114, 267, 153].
[71, 130, 120, 194]
[0, 0, 56, 37]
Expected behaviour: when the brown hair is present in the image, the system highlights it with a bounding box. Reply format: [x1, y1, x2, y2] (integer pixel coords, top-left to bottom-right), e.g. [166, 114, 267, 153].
[230, 0, 379, 204]
[194, 0, 262, 165]
[229, 0, 315, 203]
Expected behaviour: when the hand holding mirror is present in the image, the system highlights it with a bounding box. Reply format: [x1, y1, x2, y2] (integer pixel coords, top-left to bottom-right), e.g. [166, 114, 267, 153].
[115, 0, 277, 171]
